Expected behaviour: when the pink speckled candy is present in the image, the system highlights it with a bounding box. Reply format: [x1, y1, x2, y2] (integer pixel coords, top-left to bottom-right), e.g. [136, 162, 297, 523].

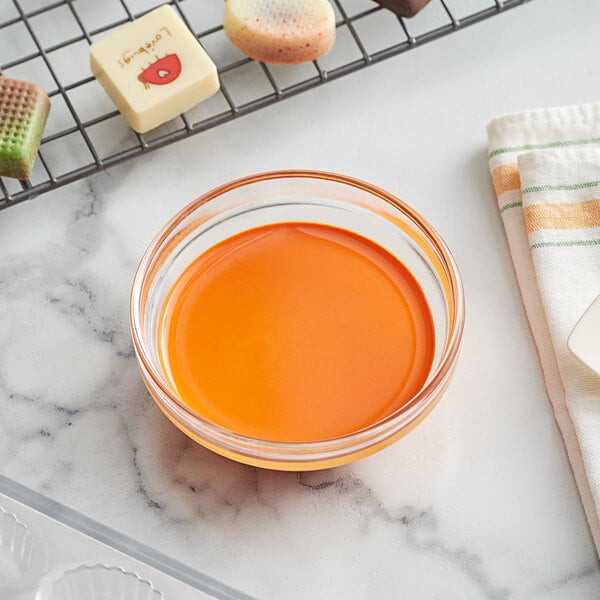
[224, 0, 335, 65]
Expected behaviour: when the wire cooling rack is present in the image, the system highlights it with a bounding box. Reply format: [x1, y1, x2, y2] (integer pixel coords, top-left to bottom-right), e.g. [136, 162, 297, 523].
[0, 0, 530, 209]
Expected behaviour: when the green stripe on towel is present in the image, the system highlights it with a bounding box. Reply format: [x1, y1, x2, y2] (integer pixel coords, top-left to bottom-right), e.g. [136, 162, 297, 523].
[489, 137, 600, 158]
[500, 201, 523, 213]
[531, 238, 600, 250]
[522, 180, 600, 194]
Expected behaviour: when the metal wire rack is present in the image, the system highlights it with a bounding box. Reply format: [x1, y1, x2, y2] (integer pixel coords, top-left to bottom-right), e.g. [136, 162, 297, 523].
[0, 0, 529, 209]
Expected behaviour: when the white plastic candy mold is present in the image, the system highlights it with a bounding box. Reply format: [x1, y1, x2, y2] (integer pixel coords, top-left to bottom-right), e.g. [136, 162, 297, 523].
[0, 475, 254, 600]
[0, 506, 46, 599]
[37, 564, 164, 600]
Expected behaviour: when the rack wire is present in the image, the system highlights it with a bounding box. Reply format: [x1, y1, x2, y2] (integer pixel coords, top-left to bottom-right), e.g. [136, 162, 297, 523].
[0, 0, 530, 209]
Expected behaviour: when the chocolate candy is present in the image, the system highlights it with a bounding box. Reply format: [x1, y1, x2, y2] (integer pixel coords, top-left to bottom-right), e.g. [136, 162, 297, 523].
[374, 0, 431, 18]
[90, 5, 219, 133]
[0, 77, 50, 180]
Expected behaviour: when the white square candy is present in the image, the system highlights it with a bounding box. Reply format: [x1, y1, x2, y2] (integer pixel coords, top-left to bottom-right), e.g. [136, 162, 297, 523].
[90, 4, 219, 133]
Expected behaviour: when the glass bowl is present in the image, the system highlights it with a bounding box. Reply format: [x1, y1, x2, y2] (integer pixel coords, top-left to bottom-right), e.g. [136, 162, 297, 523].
[130, 170, 464, 471]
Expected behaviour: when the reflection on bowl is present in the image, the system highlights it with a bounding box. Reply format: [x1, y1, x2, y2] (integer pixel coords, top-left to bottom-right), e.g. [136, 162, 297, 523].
[131, 170, 464, 470]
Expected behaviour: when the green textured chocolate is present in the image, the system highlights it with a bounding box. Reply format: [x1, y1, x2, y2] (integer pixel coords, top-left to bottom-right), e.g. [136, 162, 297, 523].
[0, 77, 50, 180]
[374, 0, 431, 18]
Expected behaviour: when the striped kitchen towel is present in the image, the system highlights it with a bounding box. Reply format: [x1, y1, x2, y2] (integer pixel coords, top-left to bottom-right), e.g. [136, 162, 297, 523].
[488, 104, 600, 553]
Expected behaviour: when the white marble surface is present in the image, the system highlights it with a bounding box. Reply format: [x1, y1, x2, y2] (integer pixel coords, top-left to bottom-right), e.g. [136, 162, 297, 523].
[2, 0, 600, 598]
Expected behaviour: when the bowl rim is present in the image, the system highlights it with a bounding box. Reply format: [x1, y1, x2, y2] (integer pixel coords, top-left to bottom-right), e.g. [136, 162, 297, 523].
[130, 170, 465, 459]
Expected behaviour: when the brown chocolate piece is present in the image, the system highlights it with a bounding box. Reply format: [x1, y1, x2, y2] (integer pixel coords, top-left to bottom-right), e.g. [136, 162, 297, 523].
[374, 0, 431, 18]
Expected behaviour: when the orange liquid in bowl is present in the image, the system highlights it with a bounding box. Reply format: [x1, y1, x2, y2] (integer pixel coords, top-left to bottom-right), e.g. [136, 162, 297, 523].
[158, 222, 435, 443]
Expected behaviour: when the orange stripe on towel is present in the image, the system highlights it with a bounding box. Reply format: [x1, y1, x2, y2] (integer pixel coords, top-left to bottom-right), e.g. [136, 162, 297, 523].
[491, 164, 521, 196]
[524, 198, 600, 232]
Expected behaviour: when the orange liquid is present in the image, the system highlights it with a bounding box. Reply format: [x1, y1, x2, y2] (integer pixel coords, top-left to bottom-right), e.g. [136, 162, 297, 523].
[159, 223, 435, 443]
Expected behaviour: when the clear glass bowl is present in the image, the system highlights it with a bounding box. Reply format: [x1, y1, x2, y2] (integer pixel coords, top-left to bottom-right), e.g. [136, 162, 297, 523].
[130, 171, 464, 471]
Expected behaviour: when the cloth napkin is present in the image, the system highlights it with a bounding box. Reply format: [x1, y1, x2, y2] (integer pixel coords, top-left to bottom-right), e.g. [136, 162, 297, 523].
[487, 103, 600, 551]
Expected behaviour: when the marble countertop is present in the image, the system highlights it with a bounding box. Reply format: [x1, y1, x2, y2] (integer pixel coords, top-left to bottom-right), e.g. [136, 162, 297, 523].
[2, 1, 600, 598]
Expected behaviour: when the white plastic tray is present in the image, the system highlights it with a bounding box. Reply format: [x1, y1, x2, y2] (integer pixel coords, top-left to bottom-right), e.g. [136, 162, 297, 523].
[0, 476, 253, 600]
